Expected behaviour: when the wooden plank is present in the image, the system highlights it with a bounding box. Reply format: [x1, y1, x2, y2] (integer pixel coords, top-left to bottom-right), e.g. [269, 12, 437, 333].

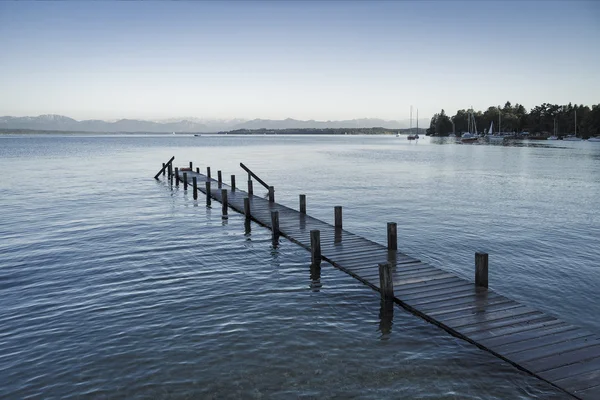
[396, 278, 468, 296]
[349, 259, 421, 272]
[400, 283, 475, 302]
[458, 313, 553, 336]
[444, 307, 541, 331]
[499, 329, 594, 356]
[469, 319, 567, 343]
[523, 344, 600, 374]
[405, 287, 484, 307]
[431, 301, 524, 321]
[395, 275, 462, 290]
[556, 369, 600, 392]
[511, 335, 599, 364]
[482, 323, 578, 348]
[540, 355, 600, 382]
[393, 272, 457, 286]
[575, 383, 600, 399]
[425, 296, 513, 317]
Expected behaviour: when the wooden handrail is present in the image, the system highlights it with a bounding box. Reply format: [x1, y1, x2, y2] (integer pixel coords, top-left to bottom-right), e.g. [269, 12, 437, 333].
[154, 156, 175, 179]
[240, 162, 270, 190]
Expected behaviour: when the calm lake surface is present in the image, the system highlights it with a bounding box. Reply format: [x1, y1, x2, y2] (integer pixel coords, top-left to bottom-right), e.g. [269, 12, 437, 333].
[1, 134, 598, 399]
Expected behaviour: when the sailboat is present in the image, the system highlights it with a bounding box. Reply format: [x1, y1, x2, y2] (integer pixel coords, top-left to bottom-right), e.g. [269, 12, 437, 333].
[487, 120, 504, 143]
[407, 106, 419, 140]
[461, 108, 479, 143]
[547, 117, 559, 140]
[563, 109, 582, 141]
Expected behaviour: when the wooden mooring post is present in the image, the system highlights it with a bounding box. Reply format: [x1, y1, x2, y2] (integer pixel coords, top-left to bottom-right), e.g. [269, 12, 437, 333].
[475, 252, 488, 288]
[183, 172, 188, 190]
[218, 171, 222, 187]
[387, 222, 397, 251]
[247, 180, 253, 196]
[334, 206, 342, 229]
[244, 197, 251, 220]
[207, 167, 211, 180]
[196, 167, 200, 174]
[310, 230, 321, 266]
[162, 163, 166, 176]
[192, 177, 198, 200]
[175, 167, 179, 186]
[205, 181, 211, 206]
[168, 163, 172, 178]
[189, 161, 193, 169]
[299, 194, 306, 214]
[231, 175, 236, 191]
[268, 186, 275, 202]
[271, 211, 279, 236]
[378, 262, 394, 301]
[221, 189, 228, 217]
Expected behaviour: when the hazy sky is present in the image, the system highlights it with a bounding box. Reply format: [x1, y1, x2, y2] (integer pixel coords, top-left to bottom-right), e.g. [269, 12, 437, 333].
[1, 1, 599, 121]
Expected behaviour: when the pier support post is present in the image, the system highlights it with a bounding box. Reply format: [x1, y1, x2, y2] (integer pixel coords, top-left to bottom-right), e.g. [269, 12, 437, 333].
[207, 167, 211, 180]
[218, 171, 222, 187]
[299, 194, 306, 214]
[168, 163, 172, 178]
[334, 206, 342, 229]
[378, 262, 394, 301]
[271, 211, 279, 244]
[475, 252, 488, 288]
[205, 181, 211, 206]
[268, 186, 275, 202]
[387, 222, 397, 251]
[248, 180, 253, 196]
[192, 177, 198, 200]
[221, 189, 228, 217]
[183, 172, 188, 190]
[310, 230, 321, 266]
[189, 161, 193, 169]
[231, 175, 236, 191]
[244, 197, 251, 220]
[196, 167, 199, 174]
[162, 163, 166, 176]
[175, 167, 179, 186]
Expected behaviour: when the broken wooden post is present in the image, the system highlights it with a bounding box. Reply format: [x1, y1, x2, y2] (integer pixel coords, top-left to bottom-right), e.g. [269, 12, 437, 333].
[334, 206, 342, 229]
[183, 172, 188, 190]
[387, 222, 397, 251]
[299, 194, 306, 214]
[310, 230, 321, 266]
[189, 161, 193, 169]
[205, 181, 211, 206]
[247, 180, 253, 196]
[378, 262, 394, 301]
[475, 252, 489, 288]
[231, 175, 236, 191]
[218, 170, 222, 187]
[192, 177, 198, 200]
[268, 186, 274, 202]
[244, 197, 251, 220]
[196, 167, 199, 174]
[221, 189, 228, 217]
[175, 167, 179, 186]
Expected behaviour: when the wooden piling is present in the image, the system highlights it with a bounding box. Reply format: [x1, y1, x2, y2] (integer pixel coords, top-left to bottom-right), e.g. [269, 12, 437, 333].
[475, 252, 489, 288]
[231, 175, 236, 191]
[244, 197, 251, 220]
[205, 181, 211, 206]
[387, 222, 397, 251]
[189, 161, 193, 169]
[378, 262, 394, 301]
[162, 163, 166, 176]
[207, 167, 211, 180]
[196, 167, 199, 173]
[248, 180, 253, 196]
[271, 211, 279, 237]
[334, 206, 342, 229]
[175, 167, 179, 186]
[168, 163, 172, 178]
[192, 177, 198, 200]
[183, 172, 188, 190]
[310, 230, 321, 265]
[218, 170, 222, 187]
[221, 189, 228, 217]
[299, 194, 306, 214]
[268, 186, 275, 202]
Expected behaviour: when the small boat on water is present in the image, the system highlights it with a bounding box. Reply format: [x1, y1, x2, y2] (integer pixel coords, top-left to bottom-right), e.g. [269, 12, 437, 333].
[588, 136, 600, 142]
[487, 121, 504, 143]
[407, 106, 419, 140]
[461, 108, 479, 143]
[547, 117, 559, 140]
[563, 135, 582, 141]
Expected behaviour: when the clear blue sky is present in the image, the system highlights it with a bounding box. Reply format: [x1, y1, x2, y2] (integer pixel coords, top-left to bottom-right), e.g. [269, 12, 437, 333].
[1, 1, 598, 121]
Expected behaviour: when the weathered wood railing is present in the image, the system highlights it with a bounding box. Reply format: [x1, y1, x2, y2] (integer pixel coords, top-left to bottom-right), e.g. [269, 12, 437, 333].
[240, 162, 274, 202]
[154, 156, 175, 180]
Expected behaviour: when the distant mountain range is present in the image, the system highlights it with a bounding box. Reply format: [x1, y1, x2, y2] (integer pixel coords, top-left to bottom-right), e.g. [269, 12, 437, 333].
[0, 114, 430, 133]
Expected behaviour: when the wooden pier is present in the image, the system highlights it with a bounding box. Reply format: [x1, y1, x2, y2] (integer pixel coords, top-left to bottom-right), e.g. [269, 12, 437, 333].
[155, 158, 600, 399]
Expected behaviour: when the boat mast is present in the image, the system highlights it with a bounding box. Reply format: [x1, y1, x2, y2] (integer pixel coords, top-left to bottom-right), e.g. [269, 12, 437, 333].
[416, 109, 419, 134]
[575, 109, 577, 136]
[410, 105, 413, 136]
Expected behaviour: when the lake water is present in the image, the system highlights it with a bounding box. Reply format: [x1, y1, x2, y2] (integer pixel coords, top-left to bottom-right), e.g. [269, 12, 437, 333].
[1, 134, 598, 399]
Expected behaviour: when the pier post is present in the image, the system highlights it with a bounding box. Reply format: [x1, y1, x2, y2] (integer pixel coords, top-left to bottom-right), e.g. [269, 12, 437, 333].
[205, 181, 211, 206]
[231, 175, 236, 191]
[207, 167, 211, 180]
[271, 211, 279, 243]
[221, 189, 228, 217]
[183, 172, 188, 190]
[387, 222, 397, 251]
[378, 262, 394, 301]
[168, 163, 172, 178]
[310, 230, 321, 266]
[196, 167, 199, 174]
[475, 252, 488, 288]
[268, 186, 275, 202]
[299, 194, 306, 214]
[192, 177, 198, 200]
[175, 167, 179, 186]
[334, 206, 342, 229]
[162, 163, 166, 176]
[248, 180, 253, 196]
[218, 170, 222, 187]
[189, 161, 193, 169]
[244, 197, 251, 220]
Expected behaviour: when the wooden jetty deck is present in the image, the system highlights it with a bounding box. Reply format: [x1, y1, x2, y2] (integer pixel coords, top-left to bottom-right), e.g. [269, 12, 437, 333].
[156, 159, 600, 399]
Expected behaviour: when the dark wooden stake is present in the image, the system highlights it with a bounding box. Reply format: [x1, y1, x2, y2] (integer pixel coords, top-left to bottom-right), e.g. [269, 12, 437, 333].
[175, 167, 179, 186]
[196, 167, 199, 173]
[221, 189, 228, 217]
[475, 252, 489, 288]
[192, 177, 198, 200]
[299, 194, 306, 214]
[271, 211, 279, 237]
[244, 197, 251, 220]
[334, 206, 342, 229]
[310, 230, 321, 266]
[268, 186, 275, 202]
[162, 163, 166, 176]
[168, 163, 172, 178]
[378, 262, 394, 301]
[205, 181, 211, 206]
[231, 175, 236, 191]
[387, 222, 397, 251]
[207, 167, 211, 180]
[248, 180, 253, 196]
[189, 161, 193, 169]
[183, 172, 188, 190]
[218, 170, 222, 187]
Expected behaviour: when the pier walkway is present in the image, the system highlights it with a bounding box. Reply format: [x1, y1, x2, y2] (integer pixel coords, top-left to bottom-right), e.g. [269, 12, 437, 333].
[156, 159, 600, 399]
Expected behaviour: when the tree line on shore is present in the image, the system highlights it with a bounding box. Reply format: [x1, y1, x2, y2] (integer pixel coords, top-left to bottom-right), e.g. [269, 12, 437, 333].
[426, 102, 600, 138]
